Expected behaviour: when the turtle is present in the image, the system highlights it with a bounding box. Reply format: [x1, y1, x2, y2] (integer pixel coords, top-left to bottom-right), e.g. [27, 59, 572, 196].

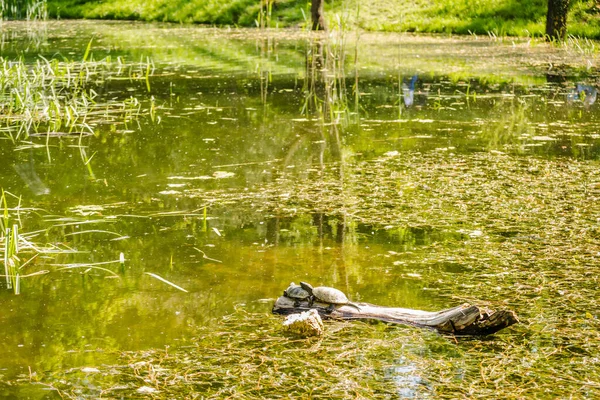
[300, 282, 361, 312]
[283, 282, 311, 307]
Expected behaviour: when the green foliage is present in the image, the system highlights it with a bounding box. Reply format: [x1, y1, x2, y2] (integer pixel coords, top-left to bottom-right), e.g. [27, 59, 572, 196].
[44, 0, 600, 38]
[47, 0, 302, 26]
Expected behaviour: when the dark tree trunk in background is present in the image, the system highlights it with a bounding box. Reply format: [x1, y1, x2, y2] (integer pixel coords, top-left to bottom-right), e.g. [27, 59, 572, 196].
[311, 0, 327, 31]
[546, 0, 569, 41]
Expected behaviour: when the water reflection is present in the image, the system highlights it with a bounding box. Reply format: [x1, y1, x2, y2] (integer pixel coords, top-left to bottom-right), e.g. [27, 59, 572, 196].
[567, 83, 597, 108]
[13, 152, 50, 196]
[384, 363, 425, 398]
[0, 21, 48, 54]
[1, 21, 600, 396]
[403, 74, 418, 107]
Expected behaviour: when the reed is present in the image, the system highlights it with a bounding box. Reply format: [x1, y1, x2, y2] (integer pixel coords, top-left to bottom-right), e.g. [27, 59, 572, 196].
[0, 0, 47, 21]
[144, 272, 188, 293]
[256, 0, 273, 29]
[0, 191, 30, 294]
[0, 190, 88, 294]
[0, 54, 152, 142]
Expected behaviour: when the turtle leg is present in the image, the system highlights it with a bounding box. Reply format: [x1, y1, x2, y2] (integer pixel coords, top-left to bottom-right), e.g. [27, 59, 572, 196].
[326, 304, 335, 313]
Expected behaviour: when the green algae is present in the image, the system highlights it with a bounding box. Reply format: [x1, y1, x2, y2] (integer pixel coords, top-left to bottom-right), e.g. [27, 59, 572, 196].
[1, 21, 600, 399]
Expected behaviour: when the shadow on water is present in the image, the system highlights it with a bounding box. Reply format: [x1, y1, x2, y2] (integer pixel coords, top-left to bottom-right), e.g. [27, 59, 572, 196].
[1, 20, 600, 398]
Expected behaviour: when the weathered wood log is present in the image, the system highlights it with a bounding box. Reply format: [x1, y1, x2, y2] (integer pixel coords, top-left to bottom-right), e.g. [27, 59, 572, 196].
[272, 296, 518, 336]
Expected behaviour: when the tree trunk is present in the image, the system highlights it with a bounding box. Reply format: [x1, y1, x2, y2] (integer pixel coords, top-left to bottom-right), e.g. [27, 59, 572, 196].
[546, 0, 569, 41]
[273, 296, 519, 336]
[311, 0, 327, 31]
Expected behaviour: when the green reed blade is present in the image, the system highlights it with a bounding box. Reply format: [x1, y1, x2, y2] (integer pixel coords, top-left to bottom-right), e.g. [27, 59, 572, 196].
[144, 272, 189, 293]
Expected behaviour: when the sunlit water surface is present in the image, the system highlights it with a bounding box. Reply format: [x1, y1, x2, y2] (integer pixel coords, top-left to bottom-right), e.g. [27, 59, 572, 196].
[1, 21, 599, 398]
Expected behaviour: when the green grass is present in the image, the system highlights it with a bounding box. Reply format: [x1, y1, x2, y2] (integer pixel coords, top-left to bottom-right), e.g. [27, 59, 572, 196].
[349, 0, 600, 38]
[44, 0, 600, 38]
[48, 0, 293, 26]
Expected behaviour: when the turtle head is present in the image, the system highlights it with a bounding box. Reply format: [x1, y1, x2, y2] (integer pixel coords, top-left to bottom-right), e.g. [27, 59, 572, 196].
[299, 281, 314, 294]
[284, 282, 297, 296]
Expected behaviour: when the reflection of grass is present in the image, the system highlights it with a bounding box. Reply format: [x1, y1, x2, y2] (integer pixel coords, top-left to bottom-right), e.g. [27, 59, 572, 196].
[79, 23, 590, 85]
[2, 151, 600, 396]
[481, 99, 534, 151]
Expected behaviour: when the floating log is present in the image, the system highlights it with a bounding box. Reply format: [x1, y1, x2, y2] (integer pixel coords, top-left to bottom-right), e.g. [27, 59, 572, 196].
[272, 295, 518, 336]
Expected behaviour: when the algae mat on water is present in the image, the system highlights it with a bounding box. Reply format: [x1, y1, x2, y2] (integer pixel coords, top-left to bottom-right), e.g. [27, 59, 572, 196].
[1, 20, 600, 399]
[7, 150, 599, 398]
[13, 309, 598, 399]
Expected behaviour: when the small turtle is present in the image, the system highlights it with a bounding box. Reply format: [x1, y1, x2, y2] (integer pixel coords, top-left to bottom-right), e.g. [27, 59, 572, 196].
[283, 282, 311, 307]
[300, 282, 361, 312]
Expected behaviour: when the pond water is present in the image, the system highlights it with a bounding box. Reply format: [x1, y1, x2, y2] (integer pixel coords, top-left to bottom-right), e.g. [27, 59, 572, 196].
[1, 21, 599, 398]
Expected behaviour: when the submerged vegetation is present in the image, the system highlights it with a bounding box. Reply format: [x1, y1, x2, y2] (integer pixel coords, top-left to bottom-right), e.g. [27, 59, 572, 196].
[1, 19, 600, 399]
[6, 307, 600, 398]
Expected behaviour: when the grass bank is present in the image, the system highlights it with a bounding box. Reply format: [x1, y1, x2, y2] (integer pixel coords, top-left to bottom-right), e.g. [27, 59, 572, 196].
[45, 0, 600, 39]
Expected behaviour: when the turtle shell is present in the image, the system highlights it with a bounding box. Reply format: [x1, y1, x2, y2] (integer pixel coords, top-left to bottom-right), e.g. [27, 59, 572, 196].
[284, 283, 310, 300]
[312, 286, 349, 305]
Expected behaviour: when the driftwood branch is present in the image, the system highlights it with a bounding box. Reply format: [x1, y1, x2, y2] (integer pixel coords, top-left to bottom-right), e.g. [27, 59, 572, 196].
[272, 296, 518, 336]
